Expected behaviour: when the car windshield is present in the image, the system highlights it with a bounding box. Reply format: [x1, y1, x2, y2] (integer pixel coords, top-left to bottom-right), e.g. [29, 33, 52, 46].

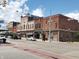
[28, 35, 33, 38]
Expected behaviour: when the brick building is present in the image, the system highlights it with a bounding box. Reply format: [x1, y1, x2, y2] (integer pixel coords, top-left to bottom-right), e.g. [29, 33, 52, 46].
[17, 14, 79, 42]
[17, 15, 43, 38]
[7, 21, 20, 32]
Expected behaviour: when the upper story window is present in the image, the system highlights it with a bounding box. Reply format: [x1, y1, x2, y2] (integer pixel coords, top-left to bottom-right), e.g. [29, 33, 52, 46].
[26, 25, 27, 29]
[46, 20, 48, 24]
[24, 24, 25, 29]
[29, 24, 31, 29]
[27, 24, 29, 29]
[55, 22, 57, 28]
[32, 24, 34, 28]
[35, 23, 41, 29]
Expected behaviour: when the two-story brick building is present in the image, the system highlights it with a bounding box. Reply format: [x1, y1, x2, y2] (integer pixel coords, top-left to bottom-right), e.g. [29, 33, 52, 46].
[17, 15, 41, 38]
[17, 14, 79, 42]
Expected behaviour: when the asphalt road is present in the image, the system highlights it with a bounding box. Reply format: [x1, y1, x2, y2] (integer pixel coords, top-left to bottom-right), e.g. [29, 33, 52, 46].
[7, 39, 77, 59]
[0, 46, 42, 59]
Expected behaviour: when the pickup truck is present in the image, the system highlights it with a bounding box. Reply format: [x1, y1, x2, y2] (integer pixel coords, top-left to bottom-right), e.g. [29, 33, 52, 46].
[0, 35, 6, 43]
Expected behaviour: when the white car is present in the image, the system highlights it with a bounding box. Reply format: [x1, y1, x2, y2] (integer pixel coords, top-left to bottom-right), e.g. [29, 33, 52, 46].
[0, 35, 6, 43]
[27, 37, 36, 41]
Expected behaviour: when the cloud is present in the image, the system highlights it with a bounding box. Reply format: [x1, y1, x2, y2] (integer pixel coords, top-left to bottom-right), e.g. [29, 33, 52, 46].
[32, 8, 44, 17]
[0, 0, 29, 22]
[64, 11, 79, 21]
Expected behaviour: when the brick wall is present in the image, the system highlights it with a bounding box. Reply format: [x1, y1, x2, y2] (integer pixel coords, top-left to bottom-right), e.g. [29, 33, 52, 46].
[57, 14, 79, 31]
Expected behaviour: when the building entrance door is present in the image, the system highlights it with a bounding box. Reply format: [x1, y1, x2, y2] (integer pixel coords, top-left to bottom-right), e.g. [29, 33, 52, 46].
[34, 32, 40, 39]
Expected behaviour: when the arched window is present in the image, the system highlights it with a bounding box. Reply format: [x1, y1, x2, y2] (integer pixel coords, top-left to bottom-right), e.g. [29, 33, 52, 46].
[24, 24, 25, 29]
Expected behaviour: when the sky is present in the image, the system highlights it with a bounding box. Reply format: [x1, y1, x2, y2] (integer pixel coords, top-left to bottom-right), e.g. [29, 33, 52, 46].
[28, 0, 79, 20]
[0, 0, 79, 22]
[0, 0, 28, 22]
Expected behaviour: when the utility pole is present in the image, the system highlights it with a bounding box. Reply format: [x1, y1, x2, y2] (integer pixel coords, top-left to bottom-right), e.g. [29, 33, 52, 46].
[48, 17, 51, 42]
[48, 10, 52, 42]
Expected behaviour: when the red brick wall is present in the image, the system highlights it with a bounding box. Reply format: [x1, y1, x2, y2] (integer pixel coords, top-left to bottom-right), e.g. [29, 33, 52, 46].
[34, 18, 48, 30]
[23, 14, 79, 32]
[34, 16, 59, 31]
[53, 14, 79, 31]
[12, 26, 17, 32]
[58, 14, 69, 29]
[49, 15, 59, 30]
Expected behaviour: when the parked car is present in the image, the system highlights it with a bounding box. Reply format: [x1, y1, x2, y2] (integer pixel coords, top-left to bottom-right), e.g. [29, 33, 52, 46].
[0, 35, 6, 43]
[27, 37, 36, 41]
[12, 35, 21, 39]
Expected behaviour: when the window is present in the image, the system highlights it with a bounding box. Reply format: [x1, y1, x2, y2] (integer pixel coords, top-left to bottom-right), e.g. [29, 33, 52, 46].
[38, 23, 41, 28]
[35, 23, 41, 29]
[24, 24, 25, 29]
[32, 24, 34, 28]
[35, 23, 37, 29]
[30, 24, 32, 29]
[26, 25, 27, 29]
[27, 24, 28, 29]
[28, 24, 29, 29]
[46, 21, 48, 24]
[55, 22, 57, 28]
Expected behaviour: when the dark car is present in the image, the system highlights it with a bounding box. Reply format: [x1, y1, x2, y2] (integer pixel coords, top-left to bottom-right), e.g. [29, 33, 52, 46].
[0, 35, 6, 43]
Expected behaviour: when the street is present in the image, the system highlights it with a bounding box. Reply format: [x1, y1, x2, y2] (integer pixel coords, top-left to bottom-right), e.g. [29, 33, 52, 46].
[0, 46, 43, 59]
[1, 38, 79, 59]
[8, 39, 79, 59]
[0, 0, 79, 59]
